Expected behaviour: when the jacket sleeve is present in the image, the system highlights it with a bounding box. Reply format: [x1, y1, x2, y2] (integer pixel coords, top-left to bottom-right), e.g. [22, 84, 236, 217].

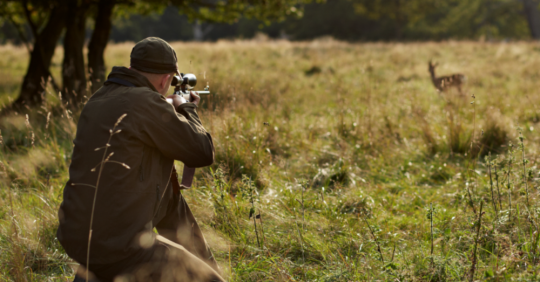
[134, 91, 214, 168]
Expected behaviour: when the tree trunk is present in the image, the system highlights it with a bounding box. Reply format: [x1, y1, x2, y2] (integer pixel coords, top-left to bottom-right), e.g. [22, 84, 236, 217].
[394, 0, 404, 39]
[62, 0, 90, 108]
[524, 0, 540, 39]
[88, 0, 115, 94]
[193, 20, 204, 41]
[193, 20, 214, 41]
[12, 4, 67, 109]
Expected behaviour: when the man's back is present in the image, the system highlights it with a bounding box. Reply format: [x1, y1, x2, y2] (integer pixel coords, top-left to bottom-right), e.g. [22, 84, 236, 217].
[57, 66, 214, 265]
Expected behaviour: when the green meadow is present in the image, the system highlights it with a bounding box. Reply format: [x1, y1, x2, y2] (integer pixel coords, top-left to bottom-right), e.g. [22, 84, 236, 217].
[2, 39, 540, 281]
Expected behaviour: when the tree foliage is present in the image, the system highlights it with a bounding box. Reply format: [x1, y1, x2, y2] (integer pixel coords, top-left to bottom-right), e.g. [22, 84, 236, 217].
[353, 0, 530, 39]
[0, 0, 539, 109]
[96, 0, 535, 43]
[0, 0, 318, 109]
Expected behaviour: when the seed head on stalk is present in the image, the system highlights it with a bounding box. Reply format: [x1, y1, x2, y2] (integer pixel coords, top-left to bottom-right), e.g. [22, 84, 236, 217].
[519, 130, 530, 208]
[69, 114, 130, 282]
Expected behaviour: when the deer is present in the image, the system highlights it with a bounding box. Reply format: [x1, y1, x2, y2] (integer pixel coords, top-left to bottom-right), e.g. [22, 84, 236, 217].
[428, 60, 466, 95]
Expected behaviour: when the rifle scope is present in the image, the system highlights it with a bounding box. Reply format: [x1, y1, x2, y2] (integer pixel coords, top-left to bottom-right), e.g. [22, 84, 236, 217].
[171, 73, 210, 100]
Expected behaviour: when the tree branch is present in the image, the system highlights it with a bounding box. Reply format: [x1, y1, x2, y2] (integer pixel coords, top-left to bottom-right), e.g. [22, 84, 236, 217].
[0, 10, 32, 55]
[21, 0, 61, 94]
[22, 0, 39, 41]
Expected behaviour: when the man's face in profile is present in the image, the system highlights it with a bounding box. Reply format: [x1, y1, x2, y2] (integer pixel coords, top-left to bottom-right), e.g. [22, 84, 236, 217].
[160, 72, 175, 95]
[160, 64, 179, 95]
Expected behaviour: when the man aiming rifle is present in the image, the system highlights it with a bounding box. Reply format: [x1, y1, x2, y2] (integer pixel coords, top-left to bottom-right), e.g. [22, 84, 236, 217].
[57, 37, 224, 282]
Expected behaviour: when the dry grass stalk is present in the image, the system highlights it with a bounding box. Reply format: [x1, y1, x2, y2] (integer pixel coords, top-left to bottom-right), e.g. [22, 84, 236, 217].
[69, 113, 129, 281]
[519, 131, 529, 208]
[494, 160, 503, 211]
[507, 155, 513, 218]
[469, 201, 484, 282]
[430, 203, 434, 258]
[45, 112, 51, 129]
[247, 177, 261, 249]
[359, 212, 384, 264]
[488, 152, 498, 215]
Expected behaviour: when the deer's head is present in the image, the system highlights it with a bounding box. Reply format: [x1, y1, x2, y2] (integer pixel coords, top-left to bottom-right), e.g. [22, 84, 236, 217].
[428, 60, 438, 74]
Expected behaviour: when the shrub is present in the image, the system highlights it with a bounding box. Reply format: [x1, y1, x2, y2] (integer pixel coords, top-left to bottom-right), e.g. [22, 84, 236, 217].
[474, 109, 511, 157]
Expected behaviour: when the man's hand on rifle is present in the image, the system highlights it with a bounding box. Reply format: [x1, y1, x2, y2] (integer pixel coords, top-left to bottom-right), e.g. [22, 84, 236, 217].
[189, 91, 201, 106]
[167, 91, 201, 109]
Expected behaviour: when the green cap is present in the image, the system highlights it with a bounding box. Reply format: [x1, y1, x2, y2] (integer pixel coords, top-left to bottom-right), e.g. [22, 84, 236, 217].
[130, 37, 178, 74]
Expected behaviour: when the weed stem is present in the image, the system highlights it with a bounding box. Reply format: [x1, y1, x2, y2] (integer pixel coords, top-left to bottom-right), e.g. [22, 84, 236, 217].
[520, 132, 530, 207]
[494, 160, 503, 211]
[85, 114, 127, 282]
[359, 212, 384, 264]
[469, 201, 484, 282]
[248, 178, 261, 248]
[488, 152, 498, 215]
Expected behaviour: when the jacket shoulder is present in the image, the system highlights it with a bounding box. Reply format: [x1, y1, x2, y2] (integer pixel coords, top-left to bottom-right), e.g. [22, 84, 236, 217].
[128, 86, 161, 100]
[128, 86, 169, 106]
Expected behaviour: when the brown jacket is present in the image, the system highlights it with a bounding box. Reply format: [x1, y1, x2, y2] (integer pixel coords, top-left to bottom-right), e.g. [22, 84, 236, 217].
[57, 67, 214, 264]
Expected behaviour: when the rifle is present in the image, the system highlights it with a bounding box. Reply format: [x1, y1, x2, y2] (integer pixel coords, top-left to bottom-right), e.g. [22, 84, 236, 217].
[172, 73, 210, 101]
[167, 73, 211, 190]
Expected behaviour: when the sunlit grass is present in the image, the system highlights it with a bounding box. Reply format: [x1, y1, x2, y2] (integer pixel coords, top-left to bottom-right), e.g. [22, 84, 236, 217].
[2, 39, 540, 280]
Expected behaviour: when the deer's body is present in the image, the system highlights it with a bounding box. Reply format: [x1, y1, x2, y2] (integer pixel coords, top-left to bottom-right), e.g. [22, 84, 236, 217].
[428, 61, 466, 94]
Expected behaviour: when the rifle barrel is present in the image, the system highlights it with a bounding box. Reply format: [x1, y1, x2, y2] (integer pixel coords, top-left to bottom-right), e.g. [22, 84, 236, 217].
[193, 91, 211, 95]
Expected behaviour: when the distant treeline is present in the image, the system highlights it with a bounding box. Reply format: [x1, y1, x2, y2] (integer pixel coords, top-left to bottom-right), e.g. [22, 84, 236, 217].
[103, 0, 537, 42]
[0, 0, 536, 43]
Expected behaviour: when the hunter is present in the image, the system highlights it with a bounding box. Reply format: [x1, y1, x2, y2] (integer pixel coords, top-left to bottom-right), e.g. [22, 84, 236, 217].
[57, 37, 224, 282]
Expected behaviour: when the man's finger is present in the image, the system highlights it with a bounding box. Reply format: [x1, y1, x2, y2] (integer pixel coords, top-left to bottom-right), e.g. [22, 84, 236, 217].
[190, 91, 201, 106]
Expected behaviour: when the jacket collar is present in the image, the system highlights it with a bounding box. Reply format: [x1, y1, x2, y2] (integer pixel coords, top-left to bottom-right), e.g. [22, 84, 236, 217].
[106, 66, 158, 92]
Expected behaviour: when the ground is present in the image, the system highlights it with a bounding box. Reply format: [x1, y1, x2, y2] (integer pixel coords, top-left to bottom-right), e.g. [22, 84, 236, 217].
[1, 40, 540, 281]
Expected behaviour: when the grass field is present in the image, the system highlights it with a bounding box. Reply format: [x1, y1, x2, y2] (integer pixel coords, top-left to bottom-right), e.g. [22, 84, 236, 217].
[2, 39, 540, 281]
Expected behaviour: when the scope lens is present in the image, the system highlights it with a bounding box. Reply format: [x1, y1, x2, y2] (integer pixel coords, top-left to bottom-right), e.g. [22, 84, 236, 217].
[171, 75, 181, 86]
[183, 73, 197, 88]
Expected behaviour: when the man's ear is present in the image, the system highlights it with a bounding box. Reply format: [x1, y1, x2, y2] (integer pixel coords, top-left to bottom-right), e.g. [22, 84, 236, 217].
[160, 74, 171, 89]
